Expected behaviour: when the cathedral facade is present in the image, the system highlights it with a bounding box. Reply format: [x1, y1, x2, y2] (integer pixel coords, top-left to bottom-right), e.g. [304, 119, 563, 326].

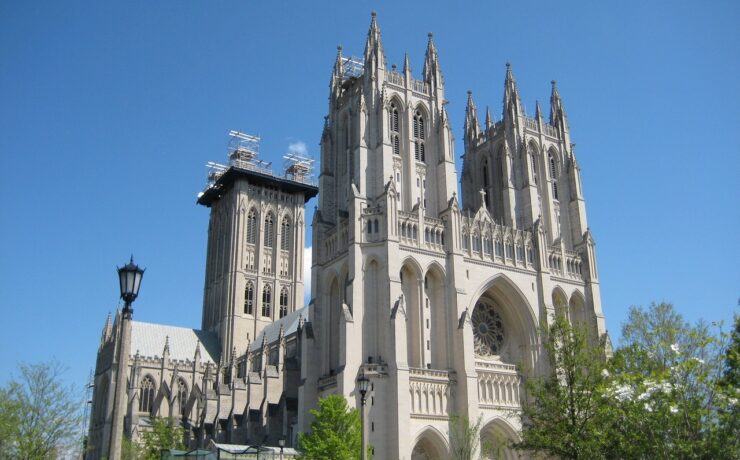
[300, 13, 606, 459]
[86, 13, 607, 460]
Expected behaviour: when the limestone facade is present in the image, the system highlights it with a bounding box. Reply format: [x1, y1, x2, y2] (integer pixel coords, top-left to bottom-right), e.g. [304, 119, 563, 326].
[87, 13, 607, 460]
[299, 14, 606, 460]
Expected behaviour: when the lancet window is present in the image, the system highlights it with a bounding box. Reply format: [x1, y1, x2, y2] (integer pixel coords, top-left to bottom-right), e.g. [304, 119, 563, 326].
[279, 287, 289, 318]
[280, 216, 291, 250]
[390, 103, 400, 156]
[262, 285, 272, 317]
[246, 209, 257, 244]
[244, 281, 254, 315]
[264, 213, 275, 247]
[549, 152, 559, 200]
[413, 110, 426, 162]
[139, 375, 155, 414]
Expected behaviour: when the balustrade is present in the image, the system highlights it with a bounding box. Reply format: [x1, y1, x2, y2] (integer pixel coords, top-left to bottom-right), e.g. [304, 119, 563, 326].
[476, 361, 521, 409]
[409, 368, 455, 418]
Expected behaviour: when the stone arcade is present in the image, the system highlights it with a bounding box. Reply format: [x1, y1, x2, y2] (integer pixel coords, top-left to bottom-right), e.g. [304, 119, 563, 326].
[86, 13, 607, 460]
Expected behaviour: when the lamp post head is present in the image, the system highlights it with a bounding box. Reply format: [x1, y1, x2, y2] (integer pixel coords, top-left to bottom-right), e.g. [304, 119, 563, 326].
[117, 256, 145, 315]
[357, 372, 370, 399]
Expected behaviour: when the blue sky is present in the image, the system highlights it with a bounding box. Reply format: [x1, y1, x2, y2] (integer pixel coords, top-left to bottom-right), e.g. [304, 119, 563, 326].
[1, 0, 738, 393]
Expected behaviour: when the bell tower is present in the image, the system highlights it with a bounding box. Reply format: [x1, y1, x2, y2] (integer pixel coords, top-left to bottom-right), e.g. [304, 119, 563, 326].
[198, 131, 318, 365]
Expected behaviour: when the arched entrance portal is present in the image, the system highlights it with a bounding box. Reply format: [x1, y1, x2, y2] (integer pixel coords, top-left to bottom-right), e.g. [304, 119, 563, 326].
[410, 427, 448, 460]
[480, 418, 521, 460]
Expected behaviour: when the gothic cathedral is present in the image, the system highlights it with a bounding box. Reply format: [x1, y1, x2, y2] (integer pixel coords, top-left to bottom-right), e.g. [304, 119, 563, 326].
[87, 13, 607, 460]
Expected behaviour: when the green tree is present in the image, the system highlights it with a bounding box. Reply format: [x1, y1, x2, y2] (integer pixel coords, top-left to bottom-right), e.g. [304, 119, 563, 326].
[602, 303, 739, 459]
[0, 360, 83, 460]
[515, 314, 608, 460]
[141, 417, 185, 459]
[298, 394, 363, 460]
[121, 417, 185, 460]
[449, 415, 506, 460]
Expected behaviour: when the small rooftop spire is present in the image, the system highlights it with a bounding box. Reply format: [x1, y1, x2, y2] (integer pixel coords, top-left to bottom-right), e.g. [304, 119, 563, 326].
[403, 53, 411, 74]
[550, 79, 566, 126]
[465, 90, 482, 147]
[485, 105, 493, 129]
[535, 100, 542, 119]
[503, 62, 522, 120]
[364, 11, 385, 70]
[423, 31, 441, 85]
[163, 335, 170, 355]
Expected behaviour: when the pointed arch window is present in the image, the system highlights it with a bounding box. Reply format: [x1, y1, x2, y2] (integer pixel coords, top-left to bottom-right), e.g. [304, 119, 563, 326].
[246, 209, 257, 244]
[531, 151, 538, 185]
[280, 216, 291, 250]
[139, 375, 155, 414]
[176, 378, 188, 416]
[389, 103, 400, 133]
[549, 152, 559, 200]
[413, 111, 426, 162]
[244, 281, 254, 315]
[389, 103, 401, 156]
[264, 213, 274, 247]
[279, 287, 289, 318]
[262, 285, 272, 317]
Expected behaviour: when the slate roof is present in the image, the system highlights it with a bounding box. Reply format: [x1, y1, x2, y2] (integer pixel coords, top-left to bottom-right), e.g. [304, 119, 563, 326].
[249, 305, 309, 352]
[130, 321, 220, 364]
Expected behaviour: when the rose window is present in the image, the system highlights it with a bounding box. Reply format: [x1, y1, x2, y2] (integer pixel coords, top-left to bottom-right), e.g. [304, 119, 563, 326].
[472, 301, 505, 356]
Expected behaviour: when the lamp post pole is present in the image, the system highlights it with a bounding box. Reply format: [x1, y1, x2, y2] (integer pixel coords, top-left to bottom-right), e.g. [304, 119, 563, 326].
[357, 372, 370, 460]
[108, 257, 144, 460]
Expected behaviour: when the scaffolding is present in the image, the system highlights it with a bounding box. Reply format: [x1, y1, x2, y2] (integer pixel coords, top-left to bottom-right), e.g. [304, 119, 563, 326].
[201, 130, 317, 198]
[227, 130, 272, 174]
[342, 56, 364, 79]
[283, 152, 315, 184]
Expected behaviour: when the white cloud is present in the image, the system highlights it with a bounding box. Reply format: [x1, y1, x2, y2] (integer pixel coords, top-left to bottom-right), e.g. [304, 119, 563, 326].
[303, 246, 312, 304]
[288, 141, 309, 157]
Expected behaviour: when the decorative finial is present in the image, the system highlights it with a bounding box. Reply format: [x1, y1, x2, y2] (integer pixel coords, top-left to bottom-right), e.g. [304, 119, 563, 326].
[371, 11, 377, 17]
[428, 32, 433, 38]
[506, 62, 511, 68]
[467, 90, 472, 95]
[551, 80, 557, 87]
[337, 45, 342, 52]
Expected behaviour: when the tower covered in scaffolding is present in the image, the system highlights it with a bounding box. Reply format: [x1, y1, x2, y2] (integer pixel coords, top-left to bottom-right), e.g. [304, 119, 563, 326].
[198, 130, 318, 365]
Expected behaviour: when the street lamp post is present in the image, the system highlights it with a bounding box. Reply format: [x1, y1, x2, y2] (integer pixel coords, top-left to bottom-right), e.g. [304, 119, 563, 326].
[278, 437, 285, 460]
[109, 257, 145, 460]
[356, 371, 370, 460]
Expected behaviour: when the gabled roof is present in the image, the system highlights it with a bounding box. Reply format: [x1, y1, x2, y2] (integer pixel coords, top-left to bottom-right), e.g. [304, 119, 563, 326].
[131, 321, 220, 364]
[249, 305, 309, 352]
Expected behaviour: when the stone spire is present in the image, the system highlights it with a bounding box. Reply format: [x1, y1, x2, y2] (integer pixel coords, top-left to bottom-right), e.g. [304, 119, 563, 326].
[363, 11, 385, 71]
[535, 100, 542, 120]
[193, 339, 201, 363]
[503, 62, 522, 120]
[403, 52, 411, 74]
[162, 336, 170, 357]
[101, 312, 113, 344]
[549, 80, 567, 127]
[464, 90, 481, 149]
[423, 32, 442, 87]
[485, 105, 493, 129]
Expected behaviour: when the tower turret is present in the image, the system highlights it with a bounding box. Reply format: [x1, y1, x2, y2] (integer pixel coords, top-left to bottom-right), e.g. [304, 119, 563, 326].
[423, 33, 443, 90]
[464, 91, 481, 151]
[503, 63, 522, 124]
[363, 11, 385, 76]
